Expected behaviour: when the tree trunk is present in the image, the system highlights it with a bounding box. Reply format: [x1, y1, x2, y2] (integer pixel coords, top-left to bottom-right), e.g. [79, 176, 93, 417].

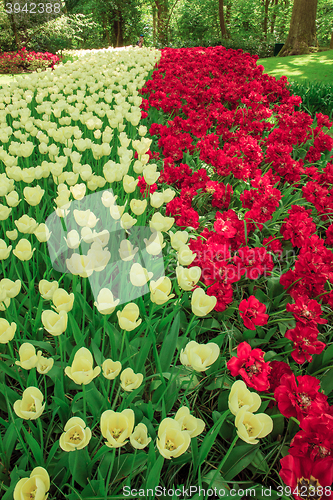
[218, 0, 229, 38]
[153, 5, 157, 46]
[270, 0, 278, 33]
[226, 0, 232, 25]
[279, 0, 318, 56]
[114, 10, 124, 47]
[330, 31, 333, 49]
[263, 0, 270, 36]
[155, 0, 169, 46]
[103, 17, 111, 46]
[9, 14, 21, 49]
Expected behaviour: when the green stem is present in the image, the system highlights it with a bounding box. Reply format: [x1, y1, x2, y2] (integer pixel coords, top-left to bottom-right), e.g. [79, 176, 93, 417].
[111, 385, 121, 411]
[82, 384, 86, 421]
[38, 418, 44, 456]
[206, 435, 238, 494]
[105, 448, 116, 497]
[179, 370, 196, 406]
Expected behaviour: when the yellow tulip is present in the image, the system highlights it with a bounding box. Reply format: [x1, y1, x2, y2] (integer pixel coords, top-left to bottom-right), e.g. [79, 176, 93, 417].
[70, 183, 86, 200]
[15, 343, 41, 370]
[1, 278, 21, 298]
[34, 223, 52, 243]
[13, 387, 45, 420]
[73, 209, 99, 228]
[191, 288, 217, 317]
[6, 229, 18, 240]
[118, 240, 138, 261]
[177, 245, 196, 266]
[120, 213, 137, 230]
[52, 289, 74, 313]
[176, 266, 201, 291]
[169, 230, 189, 251]
[14, 214, 38, 234]
[149, 213, 174, 232]
[0, 318, 16, 344]
[150, 192, 165, 208]
[13, 239, 35, 261]
[36, 354, 54, 374]
[120, 367, 144, 392]
[39, 279, 59, 300]
[64, 229, 82, 249]
[101, 191, 118, 207]
[228, 380, 262, 416]
[156, 418, 191, 459]
[59, 417, 92, 452]
[100, 409, 135, 448]
[130, 198, 147, 216]
[150, 276, 175, 305]
[174, 407, 205, 437]
[5, 190, 20, 207]
[162, 188, 175, 203]
[41, 310, 68, 336]
[180, 340, 220, 372]
[23, 185, 45, 206]
[235, 406, 273, 445]
[65, 347, 101, 385]
[66, 253, 94, 278]
[130, 423, 151, 449]
[0, 204, 11, 220]
[123, 175, 138, 193]
[116, 303, 142, 331]
[13, 467, 49, 500]
[102, 359, 122, 380]
[130, 263, 153, 287]
[94, 288, 120, 315]
[144, 231, 165, 255]
[0, 239, 12, 260]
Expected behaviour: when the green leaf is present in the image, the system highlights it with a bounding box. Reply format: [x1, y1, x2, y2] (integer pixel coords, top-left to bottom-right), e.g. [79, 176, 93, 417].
[145, 454, 164, 490]
[159, 312, 180, 372]
[320, 369, 333, 395]
[250, 450, 269, 473]
[22, 426, 43, 463]
[69, 448, 89, 487]
[221, 443, 259, 480]
[196, 411, 229, 471]
[86, 382, 107, 421]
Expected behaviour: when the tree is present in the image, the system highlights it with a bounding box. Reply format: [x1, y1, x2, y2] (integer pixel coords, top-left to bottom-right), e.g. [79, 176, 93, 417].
[279, 0, 318, 56]
[218, 0, 229, 38]
[330, 30, 333, 49]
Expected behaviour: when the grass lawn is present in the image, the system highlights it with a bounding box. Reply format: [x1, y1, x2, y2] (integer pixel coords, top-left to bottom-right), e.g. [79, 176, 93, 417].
[257, 49, 333, 82]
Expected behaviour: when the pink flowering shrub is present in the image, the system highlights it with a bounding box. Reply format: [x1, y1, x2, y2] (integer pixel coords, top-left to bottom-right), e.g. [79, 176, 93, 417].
[0, 47, 59, 74]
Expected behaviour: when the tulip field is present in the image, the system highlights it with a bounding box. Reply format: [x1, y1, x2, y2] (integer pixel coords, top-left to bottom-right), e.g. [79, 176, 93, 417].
[0, 45, 333, 499]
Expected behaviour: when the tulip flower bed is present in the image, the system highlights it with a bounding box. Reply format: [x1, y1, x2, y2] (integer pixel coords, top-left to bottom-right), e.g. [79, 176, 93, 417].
[0, 47, 60, 75]
[0, 45, 333, 500]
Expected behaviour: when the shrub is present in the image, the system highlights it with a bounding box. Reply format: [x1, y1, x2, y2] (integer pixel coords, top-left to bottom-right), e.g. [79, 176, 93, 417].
[0, 47, 60, 74]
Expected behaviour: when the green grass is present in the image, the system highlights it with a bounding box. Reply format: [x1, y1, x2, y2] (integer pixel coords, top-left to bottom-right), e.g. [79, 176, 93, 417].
[257, 49, 333, 83]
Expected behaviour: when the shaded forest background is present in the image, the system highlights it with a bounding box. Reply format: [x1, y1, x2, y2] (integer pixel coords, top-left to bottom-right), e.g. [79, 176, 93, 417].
[0, 0, 333, 58]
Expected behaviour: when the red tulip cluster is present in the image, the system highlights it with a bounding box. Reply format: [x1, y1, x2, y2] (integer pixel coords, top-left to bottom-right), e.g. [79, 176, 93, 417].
[141, 45, 333, 497]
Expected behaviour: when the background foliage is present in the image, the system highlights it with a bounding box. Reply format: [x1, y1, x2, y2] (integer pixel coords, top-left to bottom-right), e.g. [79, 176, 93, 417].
[1, 0, 333, 56]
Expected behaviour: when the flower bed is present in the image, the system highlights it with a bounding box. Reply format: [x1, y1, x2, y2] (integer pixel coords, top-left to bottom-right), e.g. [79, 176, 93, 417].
[0, 45, 332, 499]
[0, 47, 60, 74]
